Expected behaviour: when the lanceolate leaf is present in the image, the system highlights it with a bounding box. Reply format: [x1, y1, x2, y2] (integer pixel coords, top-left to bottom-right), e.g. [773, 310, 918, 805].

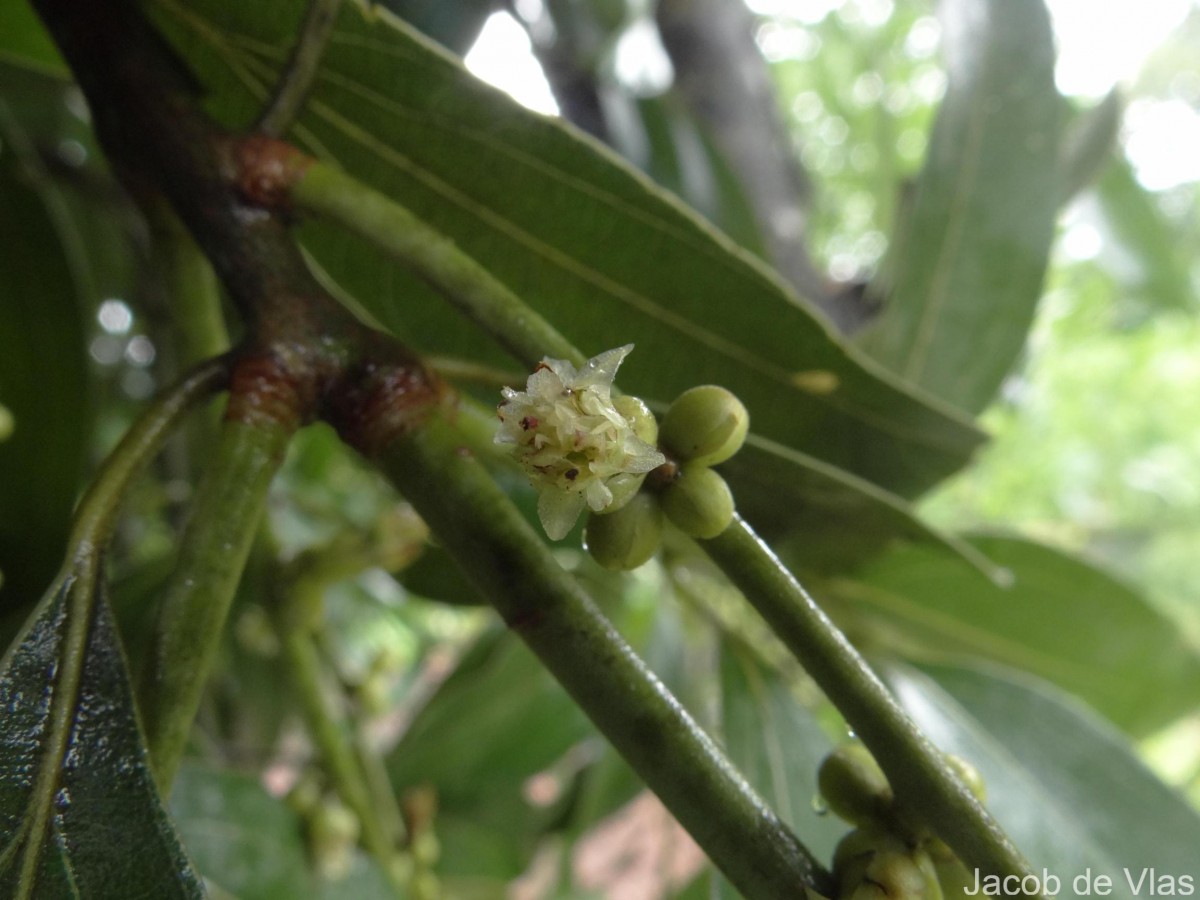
[885, 663, 1200, 897]
[151, 0, 984, 500]
[0, 568, 203, 899]
[858, 0, 1062, 414]
[827, 534, 1200, 736]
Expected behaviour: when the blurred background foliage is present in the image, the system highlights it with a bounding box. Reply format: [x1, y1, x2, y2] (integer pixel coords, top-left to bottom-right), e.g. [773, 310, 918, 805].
[2, 0, 1199, 895]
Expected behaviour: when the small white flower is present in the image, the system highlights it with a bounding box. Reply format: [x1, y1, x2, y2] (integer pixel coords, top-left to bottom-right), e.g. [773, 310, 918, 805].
[496, 345, 665, 540]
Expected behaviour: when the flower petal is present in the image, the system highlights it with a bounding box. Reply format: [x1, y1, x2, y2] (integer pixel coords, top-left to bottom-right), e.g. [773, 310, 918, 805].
[537, 488, 586, 541]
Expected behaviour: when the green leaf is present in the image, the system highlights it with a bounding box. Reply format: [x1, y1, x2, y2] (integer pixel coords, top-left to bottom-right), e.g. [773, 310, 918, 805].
[828, 534, 1200, 736]
[171, 763, 396, 899]
[723, 435, 1000, 578]
[717, 639, 845, 865]
[0, 2, 67, 76]
[386, 627, 592, 878]
[152, 0, 984, 499]
[1097, 157, 1194, 314]
[1058, 90, 1122, 204]
[858, 0, 1062, 414]
[885, 663, 1200, 895]
[0, 107, 91, 618]
[0, 571, 203, 899]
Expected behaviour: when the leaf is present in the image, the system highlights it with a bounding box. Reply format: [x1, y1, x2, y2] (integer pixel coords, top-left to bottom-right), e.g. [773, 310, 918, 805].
[884, 662, 1200, 895]
[827, 534, 1200, 736]
[385, 626, 592, 878]
[0, 3, 67, 76]
[0, 105, 91, 617]
[381, 0, 500, 56]
[1096, 157, 1194, 314]
[170, 763, 396, 899]
[858, 0, 1062, 414]
[1058, 90, 1122, 204]
[723, 435, 1001, 578]
[717, 638, 845, 865]
[0, 569, 203, 899]
[151, 0, 984, 500]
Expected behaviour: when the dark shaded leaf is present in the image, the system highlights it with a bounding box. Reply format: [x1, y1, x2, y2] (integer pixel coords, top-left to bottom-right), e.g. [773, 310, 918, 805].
[859, 0, 1062, 413]
[0, 113, 91, 617]
[0, 571, 203, 899]
[885, 662, 1200, 896]
[0, 3, 66, 75]
[380, 0, 499, 56]
[828, 534, 1200, 736]
[153, 0, 984, 500]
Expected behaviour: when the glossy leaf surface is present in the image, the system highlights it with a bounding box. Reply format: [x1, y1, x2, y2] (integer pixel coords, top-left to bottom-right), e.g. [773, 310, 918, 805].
[0, 574, 203, 899]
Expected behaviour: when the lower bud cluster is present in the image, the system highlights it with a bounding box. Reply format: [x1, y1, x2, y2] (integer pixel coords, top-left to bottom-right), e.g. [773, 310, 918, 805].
[584, 384, 749, 570]
[818, 743, 992, 900]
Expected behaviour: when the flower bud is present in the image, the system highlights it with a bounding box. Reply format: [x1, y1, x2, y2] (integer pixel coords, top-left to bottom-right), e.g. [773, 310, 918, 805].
[660, 465, 734, 539]
[944, 754, 986, 803]
[835, 829, 942, 900]
[818, 743, 893, 827]
[584, 493, 663, 570]
[597, 471, 647, 514]
[660, 385, 749, 467]
[614, 395, 659, 445]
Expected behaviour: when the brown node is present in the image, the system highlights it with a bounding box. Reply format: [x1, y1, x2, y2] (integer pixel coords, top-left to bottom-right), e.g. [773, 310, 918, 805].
[324, 355, 446, 458]
[224, 350, 309, 431]
[230, 134, 314, 210]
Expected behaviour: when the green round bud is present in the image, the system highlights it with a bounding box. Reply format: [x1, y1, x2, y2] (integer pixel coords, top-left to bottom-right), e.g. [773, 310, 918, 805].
[944, 754, 986, 803]
[660, 466, 734, 538]
[614, 395, 659, 445]
[862, 846, 941, 900]
[931, 856, 980, 900]
[285, 771, 323, 816]
[309, 799, 360, 879]
[584, 493, 663, 570]
[818, 743, 894, 827]
[835, 829, 942, 900]
[660, 385, 749, 466]
[599, 471, 647, 514]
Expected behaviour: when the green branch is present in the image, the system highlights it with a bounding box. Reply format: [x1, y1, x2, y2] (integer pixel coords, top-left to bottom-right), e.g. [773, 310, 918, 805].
[278, 625, 408, 893]
[139, 413, 294, 791]
[291, 157, 1036, 882]
[255, 0, 343, 137]
[702, 517, 1037, 893]
[67, 358, 230, 559]
[374, 410, 831, 900]
[290, 160, 584, 369]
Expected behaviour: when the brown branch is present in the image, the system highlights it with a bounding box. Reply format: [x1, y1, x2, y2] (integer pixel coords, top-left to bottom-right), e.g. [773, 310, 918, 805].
[31, 0, 440, 439]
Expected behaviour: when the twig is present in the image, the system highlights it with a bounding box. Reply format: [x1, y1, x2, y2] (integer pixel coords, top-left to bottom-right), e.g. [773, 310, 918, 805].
[256, 0, 343, 137]
[375, 410, 832, 899]
[702, 517, 1038, 894]
[290, 160, 584, 370]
